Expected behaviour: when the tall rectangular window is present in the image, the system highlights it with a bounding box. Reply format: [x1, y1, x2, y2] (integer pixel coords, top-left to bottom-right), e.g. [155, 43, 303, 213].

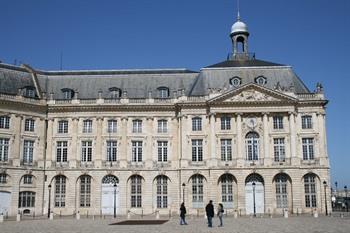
[83, 120, 93, 133]
[276, 175, 288, 208]
[301, 115, 313, 129]
[56, 141, 68, 163]
[273, 138, 285, 162]
[0, 116, 10, 129]
[55, 176, 66, 207]
[107, 120, 117, 133]
[192, 139, 203, 162]
[273, 116, 283, 129]
[302, 138, 314, 160]
[18, 191, 35, 208]
[192, 175, 204, 208]
[24, 119, 35, 132]
[23, 175, 33, 184]
[156, 176, 168, 208]
[192, 117, 202, 131]
[0, 138, 9, 162]
[304, 175, 317, 207]
[157, 141, 168, 162]
[221, 116, 231, 130]
[131, 176, 142, 208]
[132, 141, 142, 162]
[23, 140, 34, 165]
[80, 176, 91, 207]
[81, 141, 92, 162]
[221, 175, 233, 205]
[157, 120, 168, 133]
[58, 120, 68, 134]
[132, 120, 142, 133]
[106, 140, 117, 162]
[221, 139, 232, 161]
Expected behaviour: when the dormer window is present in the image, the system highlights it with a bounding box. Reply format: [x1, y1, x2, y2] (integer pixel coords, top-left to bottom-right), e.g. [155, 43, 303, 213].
[157, 87, 169, 98]
[23, 86, 36, 98]
[61, 88, 74, 100]
[109, 87, 122, 99]
[230, 76, 241, 87]
[255, 76, 267, 85]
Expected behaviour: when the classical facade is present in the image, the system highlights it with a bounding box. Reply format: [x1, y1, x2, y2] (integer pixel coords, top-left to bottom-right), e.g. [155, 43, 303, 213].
[0, 13, 330, 217]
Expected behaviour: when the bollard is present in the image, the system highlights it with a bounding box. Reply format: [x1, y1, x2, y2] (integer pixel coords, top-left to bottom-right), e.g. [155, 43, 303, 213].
[127, 211, 131, 219]
[313, 209, 318, 218]
[156, 211, 160, 219]
[340, 213, 344, 218]
[76, 211, 80, 220]
[0, 214, 4, 223]
[16, 213, 21, 222]
[284, 209, 288, 218]
[233, 210, 238, 219]
[92, 215, 95, 220]
[49, 212, 54, 220]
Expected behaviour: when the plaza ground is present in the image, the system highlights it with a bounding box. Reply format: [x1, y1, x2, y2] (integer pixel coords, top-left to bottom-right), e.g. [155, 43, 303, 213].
[0, 215, 349, 233]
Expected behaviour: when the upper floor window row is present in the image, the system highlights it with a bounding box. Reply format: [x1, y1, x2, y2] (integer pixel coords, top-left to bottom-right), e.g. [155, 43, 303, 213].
[24, 119, 35, 132]
[301, 115, 313, 129]
[273, 116, 283, 130]
[192, 117, 202, 131]
[132, 120, 142, 133]
[83, 120, 93, 133]
[58, 120, 69, 134]
[0, 116, 10, 129]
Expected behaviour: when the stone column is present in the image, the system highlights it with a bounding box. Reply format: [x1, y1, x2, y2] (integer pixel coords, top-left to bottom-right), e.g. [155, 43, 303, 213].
[95, 117, 103, 168]
[236, 113, 243, 166]
[46, 118, 54, 168]
[262, 113, 270, 166]
[11, 114, 22, 166]
[119, 117, 128, 168]
[145, 117, 154, 168]
[289, 112, 298, 165]
[317, 113, 328, 166]
[209, 113, 217, 167]
[70, 118, 79, 168]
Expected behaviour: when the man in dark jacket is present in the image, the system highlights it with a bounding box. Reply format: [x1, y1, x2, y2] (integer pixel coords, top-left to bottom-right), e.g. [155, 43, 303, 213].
[205, 200, 214, 227]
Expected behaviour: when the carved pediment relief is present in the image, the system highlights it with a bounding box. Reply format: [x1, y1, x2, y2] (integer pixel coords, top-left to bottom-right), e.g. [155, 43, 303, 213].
[224, 89, 280, 102]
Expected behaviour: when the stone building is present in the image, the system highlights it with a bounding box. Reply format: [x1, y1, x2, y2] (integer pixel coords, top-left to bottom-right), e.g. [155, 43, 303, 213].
[0, 12, 330, 217]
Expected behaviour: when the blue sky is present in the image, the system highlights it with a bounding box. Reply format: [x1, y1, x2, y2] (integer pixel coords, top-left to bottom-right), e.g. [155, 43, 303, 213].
[1, 0, 349, 188]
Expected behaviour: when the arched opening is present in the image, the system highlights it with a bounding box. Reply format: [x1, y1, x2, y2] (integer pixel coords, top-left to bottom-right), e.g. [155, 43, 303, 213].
[273, 173, 293, 211]
[0, 191, 11, 215]
[190, 174, 206, 208]
[245, 173, 264, 215]
[101, 175, 119, 215]
[236, 36, 245, 53]
[154, 175, 169, 209]
[218, 173, 237, 209]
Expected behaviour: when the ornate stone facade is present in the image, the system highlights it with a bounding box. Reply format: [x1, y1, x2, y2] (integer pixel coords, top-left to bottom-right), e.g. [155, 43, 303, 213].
[0, 14, 330, 217]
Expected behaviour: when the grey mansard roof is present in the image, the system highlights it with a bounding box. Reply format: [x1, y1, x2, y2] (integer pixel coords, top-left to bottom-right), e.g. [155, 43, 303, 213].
[0, 58, 311, 99]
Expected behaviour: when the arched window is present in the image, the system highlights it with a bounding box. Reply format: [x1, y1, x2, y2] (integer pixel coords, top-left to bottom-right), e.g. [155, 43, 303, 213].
[304, 174, 317, 208]
[157, 87, 169, 98]
[109, 87, 122, 99]
[19, 191, 35, 208]
[55, 176, 66, 207]
[102, 175, 119, 185]
[192, 175, 204, 208]
[61, 88, 74, 100]
[80, 175, 91, 207]
[156, 176, 168, 208]
[245, 132, 260, 161]
[275, 174, 288, 208]
[130, 175, 142, 208]
[221, 174, 234, 207]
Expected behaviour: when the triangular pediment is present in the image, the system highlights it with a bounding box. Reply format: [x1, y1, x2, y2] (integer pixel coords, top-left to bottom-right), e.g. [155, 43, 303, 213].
[208, 83, 297, 104]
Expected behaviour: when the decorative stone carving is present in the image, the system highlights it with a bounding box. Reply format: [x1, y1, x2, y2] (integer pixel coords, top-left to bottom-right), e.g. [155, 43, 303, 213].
[225, 90, 279, 102]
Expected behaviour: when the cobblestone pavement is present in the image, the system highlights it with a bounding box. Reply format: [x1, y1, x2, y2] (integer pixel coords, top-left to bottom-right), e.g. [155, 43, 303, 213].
[0, 216, 349, 233]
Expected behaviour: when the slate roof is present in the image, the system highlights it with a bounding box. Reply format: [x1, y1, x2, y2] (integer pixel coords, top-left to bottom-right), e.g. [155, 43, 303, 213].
[0, 57, 311, 100]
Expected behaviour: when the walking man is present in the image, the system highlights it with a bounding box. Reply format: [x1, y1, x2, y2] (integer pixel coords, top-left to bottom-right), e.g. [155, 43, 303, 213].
[205, 200, 214, 227]
[180, 202, 187, 225]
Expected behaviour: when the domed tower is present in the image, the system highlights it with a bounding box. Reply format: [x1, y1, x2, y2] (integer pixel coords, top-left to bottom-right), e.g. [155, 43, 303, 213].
[230, 10, 250, 60]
